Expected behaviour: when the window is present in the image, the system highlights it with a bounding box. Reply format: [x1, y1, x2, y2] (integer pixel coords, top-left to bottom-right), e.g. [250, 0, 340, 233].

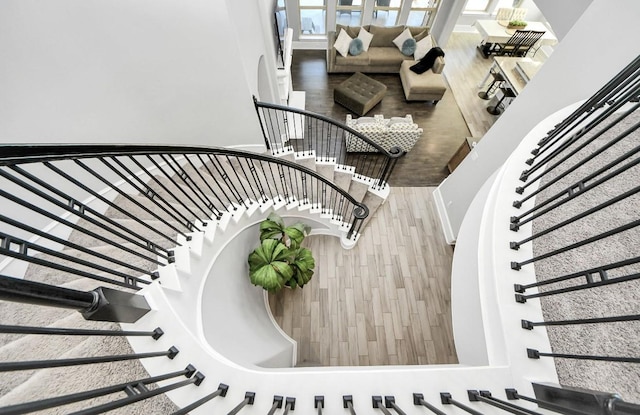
[464, 0, 491, 12]
[336, 0, 363, 27]
[372, 0, 402, 27]
[300, 0, 327, 35]
[407, 0, 439, 27]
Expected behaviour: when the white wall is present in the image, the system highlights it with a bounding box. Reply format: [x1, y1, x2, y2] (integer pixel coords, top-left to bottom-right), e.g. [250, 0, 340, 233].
[436, 0, 640, 239]
[0, 0, 268, 146]
[535, 0, 593, 41]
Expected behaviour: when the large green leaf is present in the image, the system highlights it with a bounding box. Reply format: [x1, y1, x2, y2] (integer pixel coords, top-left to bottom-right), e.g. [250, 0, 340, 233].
[259, 212, 286, 242]
[289, 247, 315, 288]
[283, 223, 311, 249]
[248, 239, 294, 291]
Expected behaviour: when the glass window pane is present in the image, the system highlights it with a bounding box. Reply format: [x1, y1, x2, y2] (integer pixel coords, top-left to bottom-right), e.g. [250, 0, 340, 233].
[300, 9, 326, 34]
[412, 0, 436, 6]
[465, 0, 490, 12]
[372, 9, 399, 26]
[336, 10, 362, 26]
[300, 0, 326, 6]
[407, 10, 426, 26]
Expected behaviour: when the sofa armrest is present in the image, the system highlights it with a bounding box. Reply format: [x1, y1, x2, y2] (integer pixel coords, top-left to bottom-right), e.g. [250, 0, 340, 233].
[432, 56, 445, 74]
[327, 31, 337, 73]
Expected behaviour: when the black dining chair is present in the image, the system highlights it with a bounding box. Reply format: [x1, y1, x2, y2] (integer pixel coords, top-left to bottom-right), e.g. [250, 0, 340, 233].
[491, 30, 545, 57]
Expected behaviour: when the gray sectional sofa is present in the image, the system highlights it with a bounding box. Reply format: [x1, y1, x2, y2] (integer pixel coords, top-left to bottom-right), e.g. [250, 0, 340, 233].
[326, 24, 441, 74]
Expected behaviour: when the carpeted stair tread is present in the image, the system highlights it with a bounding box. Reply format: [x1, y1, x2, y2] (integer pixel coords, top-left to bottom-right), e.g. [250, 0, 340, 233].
[145, 176, 211, 222]
[0, 314, 119, 399]
[201, 159, 257, 204]
[179, 163, 242, 211]
[0, 335, 178, 414]
[103, 193, 185, 227]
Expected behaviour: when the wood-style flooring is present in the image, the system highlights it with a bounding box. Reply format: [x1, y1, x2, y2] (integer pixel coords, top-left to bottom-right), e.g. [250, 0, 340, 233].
[268, 187, 457, 366]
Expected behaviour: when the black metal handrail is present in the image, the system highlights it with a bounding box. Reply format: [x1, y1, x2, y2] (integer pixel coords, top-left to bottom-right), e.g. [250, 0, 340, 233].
[253, 98, 405, 188]
[0, 145, 368, 292]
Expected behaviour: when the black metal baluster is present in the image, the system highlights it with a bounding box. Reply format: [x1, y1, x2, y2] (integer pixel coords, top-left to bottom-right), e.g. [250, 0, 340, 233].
[198, 154, 238, 209]
[69, 372, 205, 415]
[513, 162, 640, 232]
[267, 396, 284, 415]
[283, 397, 295, 414]
[206, 154, 248, 208]
[315, 396, 324, 415]
[372, 396, 392, 415]
[7, 164, 177, 253]
[468, 390, 539, 415]
[231, 156, 261, 203]
[385, 396, 407, 414]
[514, 255, 640, 293]
[0, 346, 178, 372]
[0, 233, 151, 288]
[163, 154, 219, 216]
[135, 154, 205, 221]
[184, 154, 227, 216]
[524, 96, 640, 176]
[0, 324, 164, 338]
[511, 218, 640, 270]
[0, 214, 155, 278]
[504, 388, 590, 415]
[0, 366, 195, 415]
[227, 392, 256, 415]
[413, 393, 446, 415]
[517, 110, 640, 196]
[105, 156, 197, 233]
[171, 383, 229, 415]
[440, 392, 484, 415]
[147, 155, 210, 217]
[0, 171, 167, 263]
[511, 183, 640, 249]
[527, 348, 640, 363]
[343, 395, 357, 415]
[521, 314, 640, 330]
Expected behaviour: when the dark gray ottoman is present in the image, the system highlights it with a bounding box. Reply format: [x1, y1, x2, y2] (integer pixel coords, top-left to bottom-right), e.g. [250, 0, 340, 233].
[334, 72, 387, 116]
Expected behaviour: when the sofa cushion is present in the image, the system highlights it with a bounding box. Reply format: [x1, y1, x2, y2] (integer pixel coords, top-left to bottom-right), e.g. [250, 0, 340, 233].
[349, 38, 364, 56]
[369, 25, 404, 47]
[336, 24, 361, 38]
[393, 28, 414, 51]
[357, 27, 374, 51]
[414, 35, 433, 60]
[402, 38, 417, 56]
[334, 29, 353, 57]
[367, 47, 406, 65]
[408, 26, 430, 40]
[336, 51, 371, 66]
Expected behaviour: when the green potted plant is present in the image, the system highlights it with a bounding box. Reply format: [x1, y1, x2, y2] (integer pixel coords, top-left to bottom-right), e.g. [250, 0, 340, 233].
[248, 212, 316, 291]
[507, 20, 527, 29]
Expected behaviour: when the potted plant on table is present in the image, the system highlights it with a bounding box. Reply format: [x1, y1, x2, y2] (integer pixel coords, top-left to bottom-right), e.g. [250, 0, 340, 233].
[248, 212, 316, 292]
[507, 20, 527, 29]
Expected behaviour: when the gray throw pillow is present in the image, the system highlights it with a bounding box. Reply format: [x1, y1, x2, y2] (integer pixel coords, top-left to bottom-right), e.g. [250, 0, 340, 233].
[349, 38, 364, 56]
[401, 38, 417, 56]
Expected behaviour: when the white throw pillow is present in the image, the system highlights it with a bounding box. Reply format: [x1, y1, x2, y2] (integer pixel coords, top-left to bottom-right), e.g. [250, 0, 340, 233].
[414, 35, 433, 60]
[334, 29, 352, 58]
[392, 28, 413, 52]
[357, 27, 374, 51]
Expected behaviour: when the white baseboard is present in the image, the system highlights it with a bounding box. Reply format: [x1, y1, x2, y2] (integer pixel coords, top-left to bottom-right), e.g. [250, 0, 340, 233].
[432, 185, 456, 245]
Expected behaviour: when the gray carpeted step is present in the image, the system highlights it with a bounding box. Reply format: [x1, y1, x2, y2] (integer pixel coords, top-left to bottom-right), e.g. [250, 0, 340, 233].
[0, 335, 179, 414]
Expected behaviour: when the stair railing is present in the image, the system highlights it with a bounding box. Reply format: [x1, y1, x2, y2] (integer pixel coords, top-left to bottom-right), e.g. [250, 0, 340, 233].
[0, 145, 368, 292]
[253, 97, 405, 189]
[505, 54, 640, 404]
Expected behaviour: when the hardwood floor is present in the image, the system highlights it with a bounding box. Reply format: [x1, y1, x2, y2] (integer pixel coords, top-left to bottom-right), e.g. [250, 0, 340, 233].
[291, 50, 471, 187]
[268, 187, 457, 366]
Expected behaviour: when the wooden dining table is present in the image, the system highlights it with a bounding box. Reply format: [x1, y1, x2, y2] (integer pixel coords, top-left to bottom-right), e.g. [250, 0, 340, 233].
[474, 19, 558, 57]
